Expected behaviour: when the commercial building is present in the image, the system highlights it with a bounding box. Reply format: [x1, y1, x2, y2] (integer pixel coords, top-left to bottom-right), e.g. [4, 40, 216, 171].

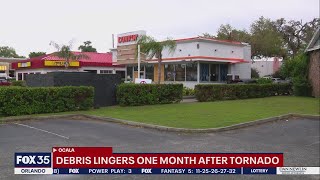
[251, 57, 283, 77]
[112, 30, 251, 88]
[0, 57, 26, 79]
[12, 52, 125, 80]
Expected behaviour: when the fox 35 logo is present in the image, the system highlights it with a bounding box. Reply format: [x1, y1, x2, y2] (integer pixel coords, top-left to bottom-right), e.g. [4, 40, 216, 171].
[15, 153, 51, 167]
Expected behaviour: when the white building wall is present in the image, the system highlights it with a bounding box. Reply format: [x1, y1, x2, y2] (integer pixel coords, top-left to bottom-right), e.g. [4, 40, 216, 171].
[199, 42, 244, 59]
[161, 40, 247, 60]
[231, 63, 251, 79]
[161, 41, 199, 58]
[251, 58, 283, 77]
[233, 44, 251, 79]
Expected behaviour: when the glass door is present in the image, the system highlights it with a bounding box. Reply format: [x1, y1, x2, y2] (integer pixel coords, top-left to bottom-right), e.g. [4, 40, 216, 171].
[219, 64, 228, 82]
[200, 63, 209, 82]
[210, 64, 219, 82]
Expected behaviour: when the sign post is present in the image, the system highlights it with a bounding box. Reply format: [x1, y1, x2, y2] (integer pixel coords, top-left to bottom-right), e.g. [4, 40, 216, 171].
[138, 44, 141, 79]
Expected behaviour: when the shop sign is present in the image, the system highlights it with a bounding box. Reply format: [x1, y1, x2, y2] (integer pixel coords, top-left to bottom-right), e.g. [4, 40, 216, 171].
[44, 60, 79, 67]
[18, 62, 31, 68]
[117, 30, 146, 46]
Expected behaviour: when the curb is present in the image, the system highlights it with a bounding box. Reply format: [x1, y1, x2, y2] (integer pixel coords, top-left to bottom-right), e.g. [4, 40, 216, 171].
[1, 113, 319, 133]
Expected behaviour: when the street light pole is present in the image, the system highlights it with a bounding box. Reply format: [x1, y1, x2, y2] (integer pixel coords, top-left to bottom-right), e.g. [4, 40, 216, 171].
[138, 44, 141, 79]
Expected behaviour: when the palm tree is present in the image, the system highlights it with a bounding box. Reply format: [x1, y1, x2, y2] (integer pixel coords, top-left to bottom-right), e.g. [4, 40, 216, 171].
[136, 35, 176, 84]
[50, 40, 89, 68]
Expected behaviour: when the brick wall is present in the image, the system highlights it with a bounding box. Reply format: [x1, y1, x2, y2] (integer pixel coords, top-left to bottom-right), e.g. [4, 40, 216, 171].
[308, 50, 320, 97]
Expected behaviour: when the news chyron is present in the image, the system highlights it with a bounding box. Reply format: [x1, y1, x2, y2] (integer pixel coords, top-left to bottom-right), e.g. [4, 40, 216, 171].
[14, 147, 320, 175]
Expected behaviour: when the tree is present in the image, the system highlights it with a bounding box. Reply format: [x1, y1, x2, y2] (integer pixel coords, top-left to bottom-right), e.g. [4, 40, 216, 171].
[251, 68, 259, 79]
[0, 46, 25, 58]
[280, 52, 309, 80]
[250, 16, 286, 58]
[203, 24, 251, 43]
[137, 35, 176, 84]
[216, 24, 251, 43]
[273, 18, 320, 57]
[50, 41, 89, 68]
[202, 33, 215, 38]
[78, 41, 97, 52]
[29, 52, 46, 58]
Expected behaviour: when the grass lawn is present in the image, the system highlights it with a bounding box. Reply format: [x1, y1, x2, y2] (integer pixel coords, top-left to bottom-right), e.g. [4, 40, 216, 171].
[1, 96, 319, 129]
[81, 96, 319, 129]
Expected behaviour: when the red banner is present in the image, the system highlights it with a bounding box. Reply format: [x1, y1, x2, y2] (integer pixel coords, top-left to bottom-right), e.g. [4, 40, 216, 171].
[52, 147, 283, 168]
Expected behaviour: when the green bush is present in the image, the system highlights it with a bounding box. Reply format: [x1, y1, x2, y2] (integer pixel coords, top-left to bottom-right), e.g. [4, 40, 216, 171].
[292, 77, 312, 96]
[11, 80, 26, 87]
[0, 86, 94, 116]
[195, 84, 292, 102]
[183, 87, 195, 96]
[117, 84, 183, 106]
[256, 78, 273, 84]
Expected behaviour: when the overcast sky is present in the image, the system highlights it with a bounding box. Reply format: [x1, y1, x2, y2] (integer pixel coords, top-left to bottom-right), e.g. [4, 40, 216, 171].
[0, 0, 319, 57]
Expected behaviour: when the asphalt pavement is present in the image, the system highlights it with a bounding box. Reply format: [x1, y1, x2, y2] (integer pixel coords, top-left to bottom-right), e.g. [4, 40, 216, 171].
[0, 117, 319, 180]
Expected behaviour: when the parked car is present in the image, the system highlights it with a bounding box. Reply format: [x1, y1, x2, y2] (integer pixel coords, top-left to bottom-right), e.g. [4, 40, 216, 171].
[0, 79, 11, 86]
[272, 78, 288, 84]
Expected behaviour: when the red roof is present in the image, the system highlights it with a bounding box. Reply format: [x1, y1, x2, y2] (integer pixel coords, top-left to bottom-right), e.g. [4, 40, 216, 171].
[12, 52, 123, 69]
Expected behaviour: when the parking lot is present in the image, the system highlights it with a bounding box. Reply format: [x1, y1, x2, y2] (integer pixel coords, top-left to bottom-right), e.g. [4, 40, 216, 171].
[0, 117, 319, 180]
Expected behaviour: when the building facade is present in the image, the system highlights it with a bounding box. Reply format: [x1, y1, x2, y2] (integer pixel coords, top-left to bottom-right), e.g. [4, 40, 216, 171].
[12, 52, 125, 80]
[113, 31, 251, 88]
[251, 57, 283, 77]
[0, 57, 27, 79]
[305, 26, 320, 97]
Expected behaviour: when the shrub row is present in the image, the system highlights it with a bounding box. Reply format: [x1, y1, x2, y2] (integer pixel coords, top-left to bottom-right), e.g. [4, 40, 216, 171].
[11, 80, 26, 87]
[293, 84, 312, 97]
[0, 86, 94, 116]
[183, 87, 195, 96]
[117, 84, 183, 106]
[195, 84, 292, 102]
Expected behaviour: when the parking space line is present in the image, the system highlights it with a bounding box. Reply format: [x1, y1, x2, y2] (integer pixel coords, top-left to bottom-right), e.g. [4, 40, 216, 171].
[13, 122, 69, 139]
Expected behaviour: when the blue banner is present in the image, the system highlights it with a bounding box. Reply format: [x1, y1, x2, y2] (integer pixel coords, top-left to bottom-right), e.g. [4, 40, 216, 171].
[243, 168, 276, 174]
[53, 168, 242, 174]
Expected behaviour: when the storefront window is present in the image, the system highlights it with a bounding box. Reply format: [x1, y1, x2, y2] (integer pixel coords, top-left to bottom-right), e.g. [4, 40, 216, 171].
[186, 63, 197, 81]
[200, 63, 209, 82]
[126, 66, 133, 81]
[175, 64, 185, 81]
[210, 64, 219, 81]
[164, 64, 175, 81]
[220, 64, 228, 82]
[145, 64, 154, 80]
[18, 73, 22, 80]
[23, 73, 27, 80]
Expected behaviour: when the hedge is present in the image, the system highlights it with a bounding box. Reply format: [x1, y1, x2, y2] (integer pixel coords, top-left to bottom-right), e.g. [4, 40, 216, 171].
[10, 80, 26, 87]
[195, 84, 292, 102]
[293, 84, 312, 97]
[117, 84, 183, 106]
[0, 86, 94, 116]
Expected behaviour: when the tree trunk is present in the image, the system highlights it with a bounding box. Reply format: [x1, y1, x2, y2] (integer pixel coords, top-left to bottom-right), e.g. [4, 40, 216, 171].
[157, 59, 161, 84]
[65, 58, 69, 69]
